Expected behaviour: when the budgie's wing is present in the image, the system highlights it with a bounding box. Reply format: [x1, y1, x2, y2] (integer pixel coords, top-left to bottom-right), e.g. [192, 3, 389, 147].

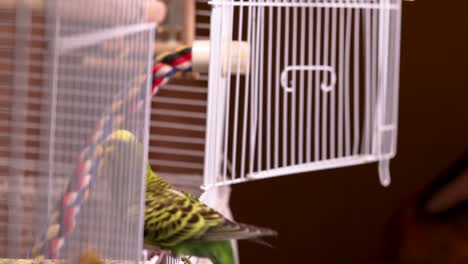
[145, 186, 277, 248]
[183, 192, 276, 241]
[144, 186, 223, 247]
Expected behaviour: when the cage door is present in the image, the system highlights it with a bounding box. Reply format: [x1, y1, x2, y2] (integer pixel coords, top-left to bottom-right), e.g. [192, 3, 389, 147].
[203, 0, 402, 188]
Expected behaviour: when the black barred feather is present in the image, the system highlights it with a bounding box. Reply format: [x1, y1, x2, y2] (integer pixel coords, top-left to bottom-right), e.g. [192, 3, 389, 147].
[144, 172, 277, 248]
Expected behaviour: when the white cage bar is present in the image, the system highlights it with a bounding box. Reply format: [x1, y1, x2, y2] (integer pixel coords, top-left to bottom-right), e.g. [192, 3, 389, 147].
[203, 0, 402, 188]
[0, 0, 154, 261]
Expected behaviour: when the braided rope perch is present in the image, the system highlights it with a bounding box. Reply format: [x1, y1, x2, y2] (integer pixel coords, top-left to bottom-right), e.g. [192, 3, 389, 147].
[31, 46, 192, 260]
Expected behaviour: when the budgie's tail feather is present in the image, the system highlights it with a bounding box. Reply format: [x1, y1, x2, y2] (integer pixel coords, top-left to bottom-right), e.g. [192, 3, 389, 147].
[200, 220, 277, 241]
[248, 237, 275, 248]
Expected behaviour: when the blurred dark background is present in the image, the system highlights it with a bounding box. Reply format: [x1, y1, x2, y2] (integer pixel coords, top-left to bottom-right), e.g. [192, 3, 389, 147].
[231, 1, 468, 263]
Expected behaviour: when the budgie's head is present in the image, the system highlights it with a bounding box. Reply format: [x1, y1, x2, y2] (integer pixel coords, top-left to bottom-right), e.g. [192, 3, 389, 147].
[103, 129, 172, 221]
[106, 130, 171, 190]
[106, 129, 137, 143]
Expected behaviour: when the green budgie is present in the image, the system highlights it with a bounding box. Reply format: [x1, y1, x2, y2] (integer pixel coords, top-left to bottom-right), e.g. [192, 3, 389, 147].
[101, 130, 277, 264]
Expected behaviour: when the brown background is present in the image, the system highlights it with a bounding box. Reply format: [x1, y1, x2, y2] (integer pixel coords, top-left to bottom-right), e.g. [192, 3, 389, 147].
[231, 1, 468, 263]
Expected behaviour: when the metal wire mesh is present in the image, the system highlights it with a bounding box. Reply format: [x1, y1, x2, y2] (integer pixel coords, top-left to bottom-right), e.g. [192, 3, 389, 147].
[0, 0, 154, 261]
[204, 0, 402, 188]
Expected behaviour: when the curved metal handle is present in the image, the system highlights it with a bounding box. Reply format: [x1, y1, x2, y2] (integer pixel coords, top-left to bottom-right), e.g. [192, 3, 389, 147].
[280, 65, 337, 93]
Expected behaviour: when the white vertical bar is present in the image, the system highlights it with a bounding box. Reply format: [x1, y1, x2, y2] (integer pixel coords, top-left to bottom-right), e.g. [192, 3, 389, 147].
[314, 6, 322, 161]
[214, 4, 231, 185]
[105, 34, 112, 255]
[298, 2, 306, 164]
[375, 0, 391, 156]
[377, 0, 393, 186]
[248, 5, 256, 176]
[363, 3, 371, 155]
[213, 6, 225, 185]
[306, 5, 314, 162]
[374, 0, 382, 156]
[240, 3, 254, 179]
[344, 7, 352, 156]
[203, 6, 223, 187]
[137, 25, 155, 263]
[266, 1, 273, 170]
[257, 3, 265, 171]
[330, 6, 337, 159]
[222, 4, 235, 183]
[371, 2, 378, 155]
[274, 4, 281, 168]
[290, 1, 297, 165]
[248, 5, 260, 175]
[353, 7, 361, 155]
[46, 1, 61, 219]
[128, 30, 137, 259]
[391, 1, 402, 156]
[231, 4, 245, 181]
[282, 0, 290, 167]
[338, 5, 344, 158]
[321, 6, 329, 160]
[122, 28, 130, 260]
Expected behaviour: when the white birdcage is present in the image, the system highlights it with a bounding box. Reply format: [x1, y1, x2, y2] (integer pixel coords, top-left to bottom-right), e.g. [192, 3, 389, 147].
[1, 0, 154, 261]
[202, 0, 402, 189]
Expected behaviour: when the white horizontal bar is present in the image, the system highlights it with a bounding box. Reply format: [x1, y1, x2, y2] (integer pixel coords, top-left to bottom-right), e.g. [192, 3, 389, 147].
[208, 1, 399, 10]
[249, 155, 392, 180]
[201, 177, 251, 190]
[202, 155, 397, 189]
[58, 23, 155, 54]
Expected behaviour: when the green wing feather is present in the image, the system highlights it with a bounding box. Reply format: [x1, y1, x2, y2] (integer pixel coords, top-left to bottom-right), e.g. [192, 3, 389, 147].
[145, 166, 276, 247]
